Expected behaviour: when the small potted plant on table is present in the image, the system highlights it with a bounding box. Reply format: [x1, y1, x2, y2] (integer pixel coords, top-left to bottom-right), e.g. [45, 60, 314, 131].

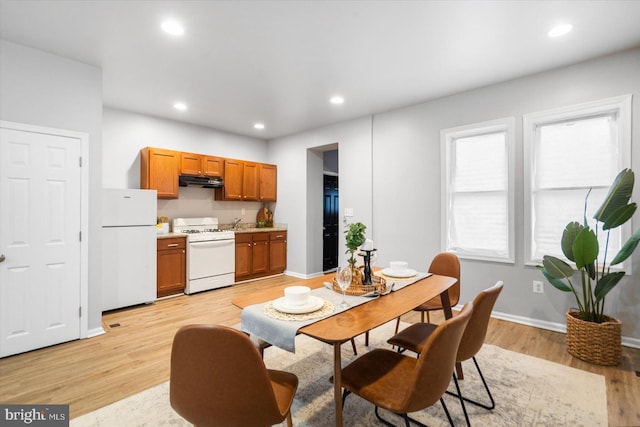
[345, 222, 367, 285]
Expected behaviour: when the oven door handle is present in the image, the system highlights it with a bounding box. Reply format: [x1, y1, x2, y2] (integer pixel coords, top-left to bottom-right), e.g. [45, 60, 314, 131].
[190, 240, 234, 248]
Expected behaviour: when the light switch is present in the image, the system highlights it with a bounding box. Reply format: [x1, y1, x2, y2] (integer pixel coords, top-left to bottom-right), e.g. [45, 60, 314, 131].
[344, 208, 354, 217]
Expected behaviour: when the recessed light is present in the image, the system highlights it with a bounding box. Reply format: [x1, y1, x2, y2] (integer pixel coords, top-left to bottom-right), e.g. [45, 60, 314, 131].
[548, 24, 573, 38]
[330, 96, 345, 105]
[173, 102, 187, 111]
[254, 123, 265, 130]
[161, 19, 184, 36]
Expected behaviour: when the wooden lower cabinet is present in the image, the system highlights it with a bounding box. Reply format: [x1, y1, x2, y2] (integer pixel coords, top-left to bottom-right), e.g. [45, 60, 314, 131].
[157, 237, 186, 298]
[235, 231, 286, 281]
[269, 231, 287, 274]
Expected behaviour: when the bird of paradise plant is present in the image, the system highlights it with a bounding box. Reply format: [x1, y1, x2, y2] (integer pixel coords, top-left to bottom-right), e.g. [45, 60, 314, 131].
[539, 168, 640, 323]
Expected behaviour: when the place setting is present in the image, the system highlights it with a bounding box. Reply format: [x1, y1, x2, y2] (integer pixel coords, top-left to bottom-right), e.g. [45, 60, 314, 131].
[264, 285, 334, 321]
[374, 260, 431, 290]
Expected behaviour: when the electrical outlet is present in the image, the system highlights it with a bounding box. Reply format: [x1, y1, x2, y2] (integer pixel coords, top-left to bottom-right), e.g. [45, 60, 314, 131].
[241, 208, 246, 215]
[533, 280, 544, 294]
[344, 208, 354, 217]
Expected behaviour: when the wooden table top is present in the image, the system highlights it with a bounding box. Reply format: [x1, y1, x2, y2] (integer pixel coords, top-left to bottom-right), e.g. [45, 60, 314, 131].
[232, 272, 457, 344]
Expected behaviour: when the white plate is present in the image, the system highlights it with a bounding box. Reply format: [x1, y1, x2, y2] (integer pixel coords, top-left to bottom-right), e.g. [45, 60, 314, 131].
[272, 295, 325, 314]
[381, 268, 417, 278]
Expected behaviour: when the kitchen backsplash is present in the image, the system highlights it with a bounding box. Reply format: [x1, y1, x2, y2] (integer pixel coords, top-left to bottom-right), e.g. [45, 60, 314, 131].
[156, 186, 270, 225]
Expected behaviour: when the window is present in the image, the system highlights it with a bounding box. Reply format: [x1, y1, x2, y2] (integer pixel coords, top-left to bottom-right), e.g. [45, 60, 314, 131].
[441, 118, 515, 263]
[524, 95, 632, 266]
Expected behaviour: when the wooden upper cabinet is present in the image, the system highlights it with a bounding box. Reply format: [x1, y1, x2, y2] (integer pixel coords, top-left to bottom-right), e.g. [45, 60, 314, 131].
[259, 164, 277, 202]
[140, 147, 179, 199]
[203, 156, 224, 177]
[180, 152, 203, 176]
[217, 158, 243, 200]
[242, 161, 259, 201]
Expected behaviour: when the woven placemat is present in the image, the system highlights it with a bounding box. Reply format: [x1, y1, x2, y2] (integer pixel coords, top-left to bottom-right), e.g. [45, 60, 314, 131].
[264, 300, 335, 321]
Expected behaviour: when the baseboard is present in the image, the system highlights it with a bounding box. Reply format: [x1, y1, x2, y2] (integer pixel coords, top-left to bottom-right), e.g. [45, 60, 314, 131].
[453, 305, 640, 350]
[283, 270, 324, 280]
[87, 326, 105, 338]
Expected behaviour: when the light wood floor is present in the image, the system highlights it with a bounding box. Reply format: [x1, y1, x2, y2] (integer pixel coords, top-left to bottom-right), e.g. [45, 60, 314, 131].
[1, 274, 638, 426]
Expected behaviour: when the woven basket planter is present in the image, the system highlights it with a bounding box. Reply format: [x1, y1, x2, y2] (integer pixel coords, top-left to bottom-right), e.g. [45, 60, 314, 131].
[566, 309, 621, 366]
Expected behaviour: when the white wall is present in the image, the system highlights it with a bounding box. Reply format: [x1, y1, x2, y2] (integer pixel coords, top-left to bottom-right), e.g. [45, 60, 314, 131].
[102, 107, 268, 224]
[268, 48, 640, 341]
[372, 48, 640, 341]
[0, 40, 103, 333]
[268, 117, 373, 276]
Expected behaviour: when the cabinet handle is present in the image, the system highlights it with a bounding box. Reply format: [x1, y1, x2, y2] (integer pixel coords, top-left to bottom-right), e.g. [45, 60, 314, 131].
[167, 244, 179, 247]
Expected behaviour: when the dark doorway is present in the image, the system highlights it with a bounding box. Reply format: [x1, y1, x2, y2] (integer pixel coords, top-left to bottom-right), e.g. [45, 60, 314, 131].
[323, 174, 339, 271]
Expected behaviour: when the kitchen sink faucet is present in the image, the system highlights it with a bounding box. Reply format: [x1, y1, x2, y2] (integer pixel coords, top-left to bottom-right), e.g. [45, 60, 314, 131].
[232, 217, 242, 229]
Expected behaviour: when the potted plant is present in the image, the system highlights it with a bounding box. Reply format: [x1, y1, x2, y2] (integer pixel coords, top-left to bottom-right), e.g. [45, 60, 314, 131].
[345, 222, 367, 285]
[539, 168, 640, 365]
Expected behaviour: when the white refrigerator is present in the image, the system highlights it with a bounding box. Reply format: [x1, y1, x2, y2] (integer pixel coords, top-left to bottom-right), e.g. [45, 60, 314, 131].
[102, 189, 157, 311]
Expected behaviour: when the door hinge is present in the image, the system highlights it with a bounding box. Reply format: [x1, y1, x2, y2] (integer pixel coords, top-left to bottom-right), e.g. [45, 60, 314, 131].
[79, 156, 83, 167]
[79, 306, 82, 317]
[79, 231, 82, 242]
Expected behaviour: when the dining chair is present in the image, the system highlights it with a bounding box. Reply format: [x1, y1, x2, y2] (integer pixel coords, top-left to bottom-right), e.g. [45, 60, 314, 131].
[170, 324, 298, 427]
[387, 281, 504, 426]
[395, 252, 461, 334]
[338, 302, 474, 427]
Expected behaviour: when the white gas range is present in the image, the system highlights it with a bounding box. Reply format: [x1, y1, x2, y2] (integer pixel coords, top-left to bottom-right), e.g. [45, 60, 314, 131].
[172, 217, 235, 294]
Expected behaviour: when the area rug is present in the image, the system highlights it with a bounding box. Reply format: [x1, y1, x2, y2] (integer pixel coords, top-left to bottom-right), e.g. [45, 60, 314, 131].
[71, 321, 607, 426]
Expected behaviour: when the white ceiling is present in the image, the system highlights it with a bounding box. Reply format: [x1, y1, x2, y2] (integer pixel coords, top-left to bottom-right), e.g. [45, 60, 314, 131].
[2, 1, 640, 139]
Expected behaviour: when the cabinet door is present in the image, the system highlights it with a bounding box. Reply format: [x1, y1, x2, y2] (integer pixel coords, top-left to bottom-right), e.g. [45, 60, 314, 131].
[269, 231, 287, 273]
[203, 156, 224, 177]
[259, 164, 277, 202]
[180, 152, 203, 176]
[242, 162, 259, 201]
[252, 233, 269, 274]
[141, 147, 179, 199]
[235, 234, 252, 280]
[157, 238, 186, 297]
[221, 159, 243, 200]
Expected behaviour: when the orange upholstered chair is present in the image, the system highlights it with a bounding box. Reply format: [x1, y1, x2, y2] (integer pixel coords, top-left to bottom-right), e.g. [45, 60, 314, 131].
[339, 303, 473, 426]
[388, 281, 504, 426]
[170, 324, 298, 427]
[395, 252, 461, 334]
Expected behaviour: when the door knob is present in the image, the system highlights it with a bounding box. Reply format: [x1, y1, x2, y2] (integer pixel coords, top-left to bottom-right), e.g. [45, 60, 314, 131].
[0, 254, 5, 263]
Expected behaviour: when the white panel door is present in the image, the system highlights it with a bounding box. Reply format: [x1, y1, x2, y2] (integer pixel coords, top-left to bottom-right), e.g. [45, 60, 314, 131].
[0, 127, 82, 357]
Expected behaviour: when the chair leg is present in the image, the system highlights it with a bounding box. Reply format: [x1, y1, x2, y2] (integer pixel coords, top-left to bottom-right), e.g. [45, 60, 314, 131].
[452, 373, 471, 427]
[341, 389, 351, 409]
[286, 411, 293, 427]
[426, 310, 430, 323]
[445, 356, 495, 410]
[375, 406, 446, 427]
[439, 397, 455, 427]
[365, 330, 369, 347]
[374, 406, 396, 427]
[350, 338, 357, 355]
[395, 316, 401, 334]
[421, 311, 425, 323]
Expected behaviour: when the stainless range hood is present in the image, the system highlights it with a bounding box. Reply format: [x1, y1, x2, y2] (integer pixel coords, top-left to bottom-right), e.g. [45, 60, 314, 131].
[178, 175, 223, 188]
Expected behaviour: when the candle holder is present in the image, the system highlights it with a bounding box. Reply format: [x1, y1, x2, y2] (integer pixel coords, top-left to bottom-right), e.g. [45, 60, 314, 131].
[358, 249, 377, 285]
